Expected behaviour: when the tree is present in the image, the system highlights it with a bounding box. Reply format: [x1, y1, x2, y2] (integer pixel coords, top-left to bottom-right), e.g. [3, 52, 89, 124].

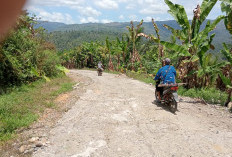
[219, 0, 232, 106]
[0, 12, 62, 93]
[220, 0, 232, 34]
[105, 37, 114, 71]
[147, 0, 224, 88]
[219, 44, 232, 107]
[126, 20, 144, 70]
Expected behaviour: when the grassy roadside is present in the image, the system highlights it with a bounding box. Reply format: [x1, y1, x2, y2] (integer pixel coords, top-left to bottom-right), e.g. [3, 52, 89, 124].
[0, 75, 74, 141]
[125, 71, 155, 85]
[107, 70, 230, 106]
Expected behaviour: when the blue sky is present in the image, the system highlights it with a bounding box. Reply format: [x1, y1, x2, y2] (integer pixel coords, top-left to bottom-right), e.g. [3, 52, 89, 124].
[24, 0, 222, 24]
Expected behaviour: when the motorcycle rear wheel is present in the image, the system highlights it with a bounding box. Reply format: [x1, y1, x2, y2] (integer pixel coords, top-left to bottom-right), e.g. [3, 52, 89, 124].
[155, 90, 158, 100]
[97, 70, 102, 76]
[169, 98, 177, 113]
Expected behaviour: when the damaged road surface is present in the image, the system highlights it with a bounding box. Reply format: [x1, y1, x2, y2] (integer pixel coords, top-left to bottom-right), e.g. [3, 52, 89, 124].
[33, 70, 232, 157]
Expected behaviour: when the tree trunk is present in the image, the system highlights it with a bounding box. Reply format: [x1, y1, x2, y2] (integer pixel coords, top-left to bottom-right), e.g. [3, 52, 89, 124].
[108, 54, 114, 71]
[158, 44, 164, 60]
[122, 51, 125, 65]
[131, 43, 136, 71]
[225, 89, 231, 107]
[118, 55, 121, 71]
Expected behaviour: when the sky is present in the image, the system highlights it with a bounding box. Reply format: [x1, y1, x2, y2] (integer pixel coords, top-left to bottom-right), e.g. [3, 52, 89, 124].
[24, 0, 222, 24]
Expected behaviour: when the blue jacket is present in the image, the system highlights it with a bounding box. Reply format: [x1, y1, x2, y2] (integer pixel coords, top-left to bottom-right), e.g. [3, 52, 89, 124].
[154, 65, 176, 84]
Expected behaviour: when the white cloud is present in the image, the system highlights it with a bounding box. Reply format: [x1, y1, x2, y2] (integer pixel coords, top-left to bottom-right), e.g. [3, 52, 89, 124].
[25, 0, 85, 7]
[80, 17, 99, 23]
[139, 2, 168, 15]
[117, 0, 131, 2]
[94, 0, 118, 9]
[126, 4, 136, 10]
[101, 19, 113, 23]
[28, 7, 74, 24]
[78, 6, 101, 17]
[144, 16, 152, 22]
[25, 0, 221, 24]
[119, 15, 124, 20]
[128, 15, 138, 21]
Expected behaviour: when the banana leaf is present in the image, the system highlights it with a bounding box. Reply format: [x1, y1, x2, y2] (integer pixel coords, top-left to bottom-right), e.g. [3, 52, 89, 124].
[192, 16, 224, 45]
[160, 41, 190, 56]
[220, 72, 232, 88]
[163, 24, 187, 42]
[192, 0, 218, 39]
[200, 0, 218, 23]
[221, 43, 232, 64]
[164, 0, 190, 34]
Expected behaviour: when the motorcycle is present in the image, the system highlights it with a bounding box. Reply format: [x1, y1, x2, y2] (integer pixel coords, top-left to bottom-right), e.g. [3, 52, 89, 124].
[97, 68, 103, 76]
[155, 83, 179, 113]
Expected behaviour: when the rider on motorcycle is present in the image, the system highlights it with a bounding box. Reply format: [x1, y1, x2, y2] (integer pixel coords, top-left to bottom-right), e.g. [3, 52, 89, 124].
[154, 58, 176, 102]
[98, 61, 104, 71]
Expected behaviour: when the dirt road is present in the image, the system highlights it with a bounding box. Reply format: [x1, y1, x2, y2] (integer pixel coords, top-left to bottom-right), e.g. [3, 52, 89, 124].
[33, 70, 232, 157]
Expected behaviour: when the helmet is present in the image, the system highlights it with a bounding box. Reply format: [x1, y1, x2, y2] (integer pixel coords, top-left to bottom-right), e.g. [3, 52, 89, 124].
[164, 58, 171, 65]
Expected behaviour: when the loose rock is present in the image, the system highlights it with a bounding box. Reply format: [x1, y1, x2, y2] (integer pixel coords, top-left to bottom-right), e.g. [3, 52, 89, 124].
[29, 137, 39, 143]
[19, 145, 26, 153]
[35, 142, 43, 147]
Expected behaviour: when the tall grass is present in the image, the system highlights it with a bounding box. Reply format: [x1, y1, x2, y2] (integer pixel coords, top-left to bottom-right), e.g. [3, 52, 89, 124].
[0, 75, 74, 141]
[178, 86, 231, 105]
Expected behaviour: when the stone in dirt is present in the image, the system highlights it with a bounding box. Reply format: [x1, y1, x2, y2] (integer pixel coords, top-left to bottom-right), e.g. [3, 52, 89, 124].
[29, 137, 39, 143]
[19, 145, 26, 153]
[35, 142, 44, 147]
[24, 148, 34, 154]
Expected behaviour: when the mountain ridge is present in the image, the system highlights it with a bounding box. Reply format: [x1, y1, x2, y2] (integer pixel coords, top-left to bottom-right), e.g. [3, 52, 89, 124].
[35, 20, 231, 51]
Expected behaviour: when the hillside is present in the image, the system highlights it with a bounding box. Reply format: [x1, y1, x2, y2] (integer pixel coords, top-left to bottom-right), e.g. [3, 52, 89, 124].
[34, 21, 67, 32]
[35, 21, 231, 51]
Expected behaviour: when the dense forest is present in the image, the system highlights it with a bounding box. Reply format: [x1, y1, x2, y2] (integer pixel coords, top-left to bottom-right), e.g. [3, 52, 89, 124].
[37, 20, 231, 52]
[48, 30, 123, 51]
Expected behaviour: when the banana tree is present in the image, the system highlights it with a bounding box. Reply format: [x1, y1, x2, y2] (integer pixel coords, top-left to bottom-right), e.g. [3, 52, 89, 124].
[197, 53, 227, 86]
[111, 37, 125, 71]
[118, 36, 128, 67]
[219, 44, 232, 106]
[154, 0, 224, 88]
[152, 18, 164, 60]
[219, 0, 232, 106]
[220, 0, 232, 34]
[105, 37, 114, 71]
[126, 20, 144, 70]
[82, 42, 100, 68]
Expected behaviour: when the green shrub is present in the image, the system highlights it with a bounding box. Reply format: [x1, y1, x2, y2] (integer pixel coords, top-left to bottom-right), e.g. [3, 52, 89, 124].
[38, 50, 61, 77]
[0, 13, 62, 93]
[178, 86, 230, 105]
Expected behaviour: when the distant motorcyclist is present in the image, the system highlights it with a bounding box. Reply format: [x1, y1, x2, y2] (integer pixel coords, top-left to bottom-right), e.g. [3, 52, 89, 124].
[98, 61, 104, 71]
[154, 58, 176, 102]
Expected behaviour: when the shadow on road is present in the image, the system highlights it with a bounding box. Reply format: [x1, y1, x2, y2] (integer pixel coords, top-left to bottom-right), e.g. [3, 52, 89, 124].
[152, 101, 178, 115]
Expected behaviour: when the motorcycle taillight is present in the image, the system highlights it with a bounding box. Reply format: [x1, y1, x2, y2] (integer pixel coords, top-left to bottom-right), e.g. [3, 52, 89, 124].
[171, 86, 178, 91]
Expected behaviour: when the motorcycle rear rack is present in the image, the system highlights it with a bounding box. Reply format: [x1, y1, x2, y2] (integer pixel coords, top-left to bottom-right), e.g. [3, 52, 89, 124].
[158, 83, 186, 87]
